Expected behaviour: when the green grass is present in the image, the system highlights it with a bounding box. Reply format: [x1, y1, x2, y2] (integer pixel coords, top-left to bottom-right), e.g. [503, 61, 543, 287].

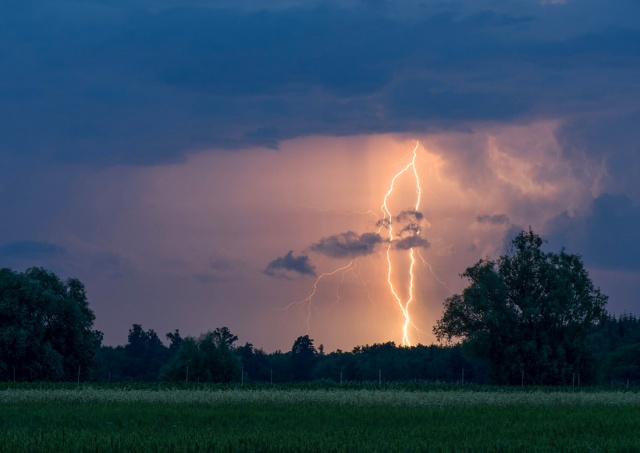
[1, 386, 639, 451]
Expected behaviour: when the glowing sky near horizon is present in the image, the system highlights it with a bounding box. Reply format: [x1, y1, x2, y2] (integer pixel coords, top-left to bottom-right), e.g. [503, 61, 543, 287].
[1, 0, 640, 351]
[22, 127, 608, 351]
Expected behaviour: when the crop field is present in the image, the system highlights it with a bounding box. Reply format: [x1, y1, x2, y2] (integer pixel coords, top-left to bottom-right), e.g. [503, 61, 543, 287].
[1, 384, 639, 452]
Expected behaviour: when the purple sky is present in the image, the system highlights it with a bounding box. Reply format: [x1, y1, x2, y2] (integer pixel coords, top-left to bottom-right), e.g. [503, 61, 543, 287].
[1, 0, 640, 351]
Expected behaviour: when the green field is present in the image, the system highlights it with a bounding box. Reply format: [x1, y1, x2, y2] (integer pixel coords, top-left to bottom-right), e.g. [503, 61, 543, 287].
[1, 385, 639, 451]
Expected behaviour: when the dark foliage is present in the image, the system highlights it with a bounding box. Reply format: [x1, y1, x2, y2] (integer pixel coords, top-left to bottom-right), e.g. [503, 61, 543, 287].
[3, 262, 640, 386]
[434, 229, 608, 385]
[0, 267, 102, 381]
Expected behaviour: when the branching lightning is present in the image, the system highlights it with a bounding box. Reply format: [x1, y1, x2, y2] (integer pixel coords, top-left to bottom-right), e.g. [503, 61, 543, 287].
[282, 141, 434, 346]
[380, 142, 423, 346]
[283, 260, 357, 333]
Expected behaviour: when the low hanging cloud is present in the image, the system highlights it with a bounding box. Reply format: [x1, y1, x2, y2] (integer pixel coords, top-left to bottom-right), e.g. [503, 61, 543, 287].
[263, 251, 316, 279]
[396, 210, 425, 235]
[374, 210, 430, 251]
[377, 210, 425, 231]
[310, 231, 385, 259]
[394, 235, 430, 251]
[476, 214, 511, 225]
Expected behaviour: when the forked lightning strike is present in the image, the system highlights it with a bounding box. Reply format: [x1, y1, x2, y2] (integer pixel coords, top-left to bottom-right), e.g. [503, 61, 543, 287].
[283, 260, 357, 333]
[380, 142, 423, 346]
[283, 141, 431, 345]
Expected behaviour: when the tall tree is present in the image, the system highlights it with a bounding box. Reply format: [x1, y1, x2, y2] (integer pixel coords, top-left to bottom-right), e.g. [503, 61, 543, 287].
[236, 342, 271, 382]
[434, 229, 608, 385]
[121, 324, 169, 381]
[166, 329, 183, 354]
[0, 267, 102, 381]
[290, 335, 317, 381]
[212, 327, 238, 348]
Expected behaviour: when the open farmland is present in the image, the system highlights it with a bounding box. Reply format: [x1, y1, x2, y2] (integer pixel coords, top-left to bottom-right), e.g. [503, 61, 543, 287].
[1, 384, 640, 451]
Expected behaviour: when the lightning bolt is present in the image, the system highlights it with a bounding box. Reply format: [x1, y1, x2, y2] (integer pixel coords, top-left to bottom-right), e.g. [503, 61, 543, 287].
[283, 260, 357, 333]
[282, 141, 430, 345]
[380, 141, 423, 346]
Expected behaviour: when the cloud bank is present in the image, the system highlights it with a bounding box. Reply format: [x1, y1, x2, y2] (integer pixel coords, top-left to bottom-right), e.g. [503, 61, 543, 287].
[0, 0, 638, 168]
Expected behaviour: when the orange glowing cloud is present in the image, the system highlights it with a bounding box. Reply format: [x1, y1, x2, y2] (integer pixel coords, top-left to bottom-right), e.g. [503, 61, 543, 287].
[79, 124, 604, 351]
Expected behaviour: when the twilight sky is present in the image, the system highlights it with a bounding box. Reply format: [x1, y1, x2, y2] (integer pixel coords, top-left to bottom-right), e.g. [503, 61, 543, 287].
[1, 0, 640, 351]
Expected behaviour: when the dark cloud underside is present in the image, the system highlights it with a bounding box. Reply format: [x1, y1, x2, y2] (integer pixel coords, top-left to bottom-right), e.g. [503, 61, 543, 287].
[311, 231, 385, 258]
[264, 251, 316, 279]
[0, 1, 638, 164]
[393, 236, 429, 251]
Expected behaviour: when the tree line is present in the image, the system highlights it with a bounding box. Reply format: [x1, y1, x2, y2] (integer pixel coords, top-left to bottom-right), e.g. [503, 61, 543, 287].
[92, 314, 640, 385]
[1, 230, 639, 385]
[94, 328, 478, 384]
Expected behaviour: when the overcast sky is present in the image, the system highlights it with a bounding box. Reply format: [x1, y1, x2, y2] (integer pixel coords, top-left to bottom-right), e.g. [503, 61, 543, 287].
[1, 0, 639, 351]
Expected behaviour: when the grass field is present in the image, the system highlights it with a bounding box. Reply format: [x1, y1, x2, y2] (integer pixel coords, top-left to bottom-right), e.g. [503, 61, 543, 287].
[1, 384, 639, 451]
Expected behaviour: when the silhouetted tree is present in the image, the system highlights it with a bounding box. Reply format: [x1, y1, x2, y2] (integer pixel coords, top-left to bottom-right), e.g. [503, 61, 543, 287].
[434, 229, 608, 385]
[212, 327, 238, 348]
[166, 329, 183, 354]
[121, 324, 169, 381]
[0, 267, 102, 381]
[590, 313, 640, 384]
[268, 350, 291, 383]
[290, 335, 317, 381]
[236, 342, 271, 382]
[161, 327, 240, 383]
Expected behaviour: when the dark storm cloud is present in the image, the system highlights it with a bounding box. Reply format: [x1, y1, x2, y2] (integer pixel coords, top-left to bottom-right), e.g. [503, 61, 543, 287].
[547, 194, 640, 270]
[1, 0, 639, 164]
[373, 210, 430, 251]
[264, 251, 316, 279]
[393, 236, 430, 251]
[376, 210, 424, 233]
[386, 81, 530, 122]
[311, 231, 385, 259]
[0, 240, 67, 259]
[396, 211, 423, 222]
[476, 214, 510, 225]
[557, 110, 640, 198]
[394, 210, 426, 238]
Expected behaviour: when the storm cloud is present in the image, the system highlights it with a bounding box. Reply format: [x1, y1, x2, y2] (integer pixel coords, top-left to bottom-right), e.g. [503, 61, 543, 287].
[310, 231, 385, 259]
[1, 0, 640, 349]
[393, 236, 430, 251]
[0, 0, 638, 165]
[263, 251, 316, 279]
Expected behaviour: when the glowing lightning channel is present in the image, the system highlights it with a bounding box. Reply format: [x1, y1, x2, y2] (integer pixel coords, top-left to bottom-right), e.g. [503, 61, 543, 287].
[380, 142, 423, 346]
[283, 142, 428, 344]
